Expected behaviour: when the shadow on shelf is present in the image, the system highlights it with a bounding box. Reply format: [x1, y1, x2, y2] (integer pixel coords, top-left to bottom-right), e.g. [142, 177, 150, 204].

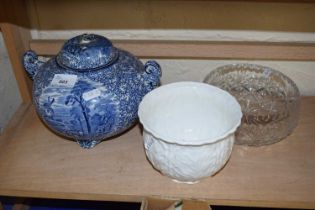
[0, 196, 310, 210]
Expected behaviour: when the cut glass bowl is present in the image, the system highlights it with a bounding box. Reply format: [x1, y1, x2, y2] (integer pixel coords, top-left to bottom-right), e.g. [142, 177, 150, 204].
[204, 64, 300, 146]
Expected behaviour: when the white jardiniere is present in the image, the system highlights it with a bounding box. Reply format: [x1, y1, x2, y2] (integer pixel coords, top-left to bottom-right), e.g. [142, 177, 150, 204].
[138, 82, 242, 183]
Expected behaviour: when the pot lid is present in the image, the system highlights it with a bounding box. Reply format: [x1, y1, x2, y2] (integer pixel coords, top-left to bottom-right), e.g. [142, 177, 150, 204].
[56, 34, 118, 71]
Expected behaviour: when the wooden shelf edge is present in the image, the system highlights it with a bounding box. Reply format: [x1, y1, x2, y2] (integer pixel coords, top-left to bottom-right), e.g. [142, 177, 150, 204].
[0, 189, 314, 209]
[30, 39, 315, 61]
[0, 24, 32, 104]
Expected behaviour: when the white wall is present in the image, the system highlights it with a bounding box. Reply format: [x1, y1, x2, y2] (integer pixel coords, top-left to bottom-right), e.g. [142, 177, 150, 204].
[154, 59, 315, 96]
[34, 30, 315, 95]
[32, 29, 315, 42]
[0, 32, 22, 133]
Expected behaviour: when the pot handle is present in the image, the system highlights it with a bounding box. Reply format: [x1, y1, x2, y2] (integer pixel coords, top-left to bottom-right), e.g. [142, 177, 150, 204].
[144, 60, 162, 91]
[23, 50, 46, 80]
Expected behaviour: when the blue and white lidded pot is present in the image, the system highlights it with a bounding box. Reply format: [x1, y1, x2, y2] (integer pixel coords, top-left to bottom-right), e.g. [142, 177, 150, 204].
[23, 34, 161, 149]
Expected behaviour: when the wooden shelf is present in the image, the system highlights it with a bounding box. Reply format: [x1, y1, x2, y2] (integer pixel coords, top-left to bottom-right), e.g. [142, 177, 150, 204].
[30, 39, 315, 61]
[1, 0, 315, 208]
[0, 97, 314, 209]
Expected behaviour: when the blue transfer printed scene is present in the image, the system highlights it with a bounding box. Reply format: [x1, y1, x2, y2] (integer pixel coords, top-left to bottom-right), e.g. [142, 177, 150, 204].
[23, 34, 161, 149]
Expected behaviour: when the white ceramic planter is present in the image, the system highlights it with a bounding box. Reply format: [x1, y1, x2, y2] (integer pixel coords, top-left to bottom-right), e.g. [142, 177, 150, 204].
[138, 82, 242, 183]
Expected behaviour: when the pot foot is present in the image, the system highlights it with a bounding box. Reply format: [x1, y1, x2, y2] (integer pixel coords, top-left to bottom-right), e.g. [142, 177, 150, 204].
[76, 139, 101, 149]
